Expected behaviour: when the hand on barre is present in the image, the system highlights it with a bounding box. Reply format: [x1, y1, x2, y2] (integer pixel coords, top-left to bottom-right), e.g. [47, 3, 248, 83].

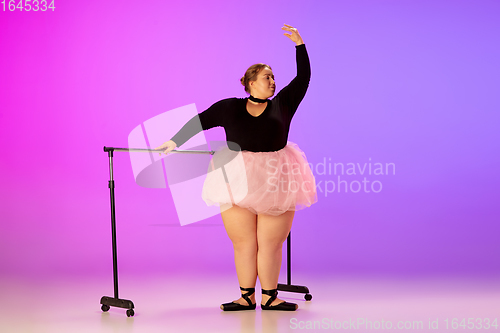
[155, 140, 177, 155]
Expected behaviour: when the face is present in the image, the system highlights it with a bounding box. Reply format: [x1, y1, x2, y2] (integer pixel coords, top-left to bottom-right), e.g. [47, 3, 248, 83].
[249, 67, 275, 98]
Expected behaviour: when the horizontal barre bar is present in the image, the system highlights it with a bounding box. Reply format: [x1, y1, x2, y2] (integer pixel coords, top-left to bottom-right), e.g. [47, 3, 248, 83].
[103, 146, 215, 154]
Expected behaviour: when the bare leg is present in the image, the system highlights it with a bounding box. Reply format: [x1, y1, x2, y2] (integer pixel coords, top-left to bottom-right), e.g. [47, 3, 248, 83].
[220, 205, 258, 307]
[257, 210, 295, 306]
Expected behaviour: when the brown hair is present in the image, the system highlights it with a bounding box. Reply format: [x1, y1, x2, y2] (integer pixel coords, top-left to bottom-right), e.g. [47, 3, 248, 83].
[240, 63, 272, 94]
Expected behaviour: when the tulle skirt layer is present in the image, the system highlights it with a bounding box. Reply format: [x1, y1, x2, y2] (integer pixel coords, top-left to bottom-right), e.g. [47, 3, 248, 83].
[202, 141, 317, 216]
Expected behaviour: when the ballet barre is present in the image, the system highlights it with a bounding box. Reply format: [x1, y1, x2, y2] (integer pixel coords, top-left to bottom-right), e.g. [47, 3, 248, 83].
[106, 147, 215, 154]
[99, 146, 214, 317]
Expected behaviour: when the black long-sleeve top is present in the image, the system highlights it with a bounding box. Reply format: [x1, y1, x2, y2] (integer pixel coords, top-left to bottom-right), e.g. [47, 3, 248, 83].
[170, 44, 310, 152]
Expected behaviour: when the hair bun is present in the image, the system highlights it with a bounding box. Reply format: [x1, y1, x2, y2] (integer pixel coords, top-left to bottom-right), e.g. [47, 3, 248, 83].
[240, 76, 246, 86]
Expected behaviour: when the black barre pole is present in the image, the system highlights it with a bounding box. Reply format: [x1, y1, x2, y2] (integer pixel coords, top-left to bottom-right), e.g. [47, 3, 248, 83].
[103, 146, 215, 154]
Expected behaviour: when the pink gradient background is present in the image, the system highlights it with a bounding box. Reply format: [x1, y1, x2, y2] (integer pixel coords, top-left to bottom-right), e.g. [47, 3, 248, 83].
[1, 0, 499, 283]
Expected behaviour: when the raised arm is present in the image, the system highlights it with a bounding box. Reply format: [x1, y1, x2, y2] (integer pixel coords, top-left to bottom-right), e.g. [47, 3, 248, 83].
[275, 25, 311, 115]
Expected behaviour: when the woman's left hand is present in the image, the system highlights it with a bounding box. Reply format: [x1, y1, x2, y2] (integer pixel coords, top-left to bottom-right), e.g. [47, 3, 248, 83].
[282, 24, 304, 46]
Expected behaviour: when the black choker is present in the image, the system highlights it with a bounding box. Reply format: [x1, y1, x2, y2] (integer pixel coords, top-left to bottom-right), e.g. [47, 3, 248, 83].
[249, 95, 268, 103]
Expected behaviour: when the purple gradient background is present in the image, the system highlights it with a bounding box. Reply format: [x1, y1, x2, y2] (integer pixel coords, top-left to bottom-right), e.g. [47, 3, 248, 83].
[1, 0, 499, 280]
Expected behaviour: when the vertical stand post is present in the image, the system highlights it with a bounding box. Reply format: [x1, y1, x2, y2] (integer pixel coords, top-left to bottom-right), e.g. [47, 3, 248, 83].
[109, 150, 119, 299]
[100, 148, 135, 317]
[277, 231, 313, 301]
[287, 231, 291, 285]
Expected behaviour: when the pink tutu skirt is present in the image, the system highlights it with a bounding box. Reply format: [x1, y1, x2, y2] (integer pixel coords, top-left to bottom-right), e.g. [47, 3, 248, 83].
[202, 141, 317, 216]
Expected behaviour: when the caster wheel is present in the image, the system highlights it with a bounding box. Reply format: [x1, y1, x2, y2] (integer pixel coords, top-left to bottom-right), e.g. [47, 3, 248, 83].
[101, 304, 110, 312]
[126, 309, 135, 317]
[305, 294, 312, 301]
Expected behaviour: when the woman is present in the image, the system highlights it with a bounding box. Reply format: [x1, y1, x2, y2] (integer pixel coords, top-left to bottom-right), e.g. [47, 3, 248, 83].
[156, 24, 317, 311]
